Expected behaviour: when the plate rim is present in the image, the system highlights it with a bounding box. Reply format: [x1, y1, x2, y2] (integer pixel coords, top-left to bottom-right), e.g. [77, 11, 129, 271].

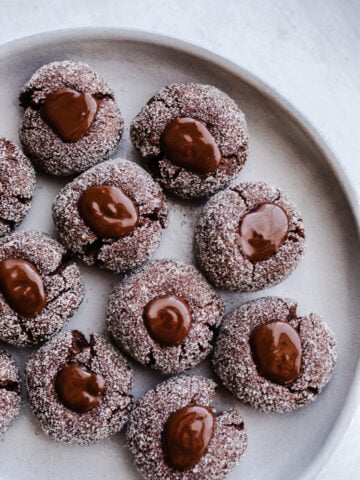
[0, 26, 359, 480]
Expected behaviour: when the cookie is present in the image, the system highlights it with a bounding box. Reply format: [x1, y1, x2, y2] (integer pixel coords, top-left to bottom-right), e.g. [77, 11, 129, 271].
[0, 231, 84, 347]
[0, 349, 21, 435]
[0, 138, 35, 236]
[213, 297, 337, 413]
[126, 375, 247, 479]
[195, 181, 305, 291]
[106, 259, 224, 374]
[130, 83, 248, 198]
[52, 159, 168, 274]
[19, 60, 124, 176]
[26, 329, 133, 445]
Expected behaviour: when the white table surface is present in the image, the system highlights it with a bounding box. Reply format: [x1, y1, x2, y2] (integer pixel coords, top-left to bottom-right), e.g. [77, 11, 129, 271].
[0, 1, 359, 478]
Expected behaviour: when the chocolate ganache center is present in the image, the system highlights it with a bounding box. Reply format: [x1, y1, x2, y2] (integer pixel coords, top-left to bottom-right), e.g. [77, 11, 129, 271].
[250, 320, 302, 385]
[41, 88, 99, 143]
[143, 294, 192, 346]
[78, 185, 139, 238]
[55, 363, 105, 413]
[163, 404, 215, 471]
[160, 117, 221, 174]
[0, 258, 46, 316]
[237, 203, 289, 262]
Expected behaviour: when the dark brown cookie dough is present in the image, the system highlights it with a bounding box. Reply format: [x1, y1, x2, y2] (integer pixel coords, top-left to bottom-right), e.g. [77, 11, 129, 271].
[0, 138, 35, 236]
[106, 260, 224, 374]
[26, 329, 133, 445]
[130, 83, 248, 198]
[19, 60, 124, 176]
[0, 349, 21, 435]
[126, 375, 247, 480]
[52, 159, 168, 274]
[0, 231, 84, 347]
[195, 181, 305, 291]
[213, 297, 337, 413]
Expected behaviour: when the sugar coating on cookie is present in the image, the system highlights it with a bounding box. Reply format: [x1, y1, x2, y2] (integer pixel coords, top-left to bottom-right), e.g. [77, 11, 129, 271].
[19, 60, 123, 176]
[213, 297, 337, 413]
[26, 330, 133, 445]
[130, 83, 248, 198]
[0, 138, 35, 236]
[106, 260, 224, 374]
[0, 231, 84, 347]
[126, 375, 247, 480]
[52, 159, 168, 274]
[195, 181, 305, 291]
[0, 349, 21, 435]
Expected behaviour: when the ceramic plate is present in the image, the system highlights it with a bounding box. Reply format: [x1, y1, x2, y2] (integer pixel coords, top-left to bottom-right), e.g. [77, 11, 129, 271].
[0, 28, 359, 480]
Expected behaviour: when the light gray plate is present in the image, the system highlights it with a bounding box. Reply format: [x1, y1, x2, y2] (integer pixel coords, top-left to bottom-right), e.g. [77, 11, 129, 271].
[0, 28, 359, 480]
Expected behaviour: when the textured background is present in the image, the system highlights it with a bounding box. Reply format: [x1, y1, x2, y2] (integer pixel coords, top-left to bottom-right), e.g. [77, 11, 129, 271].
[0, 1, 359, 478]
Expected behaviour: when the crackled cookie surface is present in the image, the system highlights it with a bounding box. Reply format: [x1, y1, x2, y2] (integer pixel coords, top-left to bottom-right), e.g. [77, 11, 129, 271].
[195, 181, 305, 291]
[26, 329, 133, 445]
[126, 375, 247, 480]
[131, 83, 248, 198]
[19, 60, 123, 175]
[0, 138, 35, 236]
[106, 260, 224, 374]
[0, 349, 21, 435]
[0, 231, 84, 346]
[213, 297, 337, 413]
[52, 159, 168, 274]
